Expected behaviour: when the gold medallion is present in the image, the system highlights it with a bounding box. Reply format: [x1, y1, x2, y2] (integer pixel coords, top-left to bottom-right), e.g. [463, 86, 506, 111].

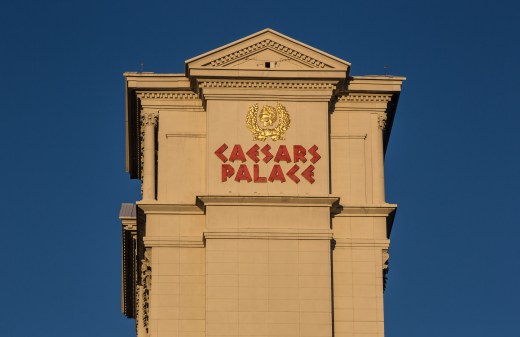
[246, 103, 291, 141]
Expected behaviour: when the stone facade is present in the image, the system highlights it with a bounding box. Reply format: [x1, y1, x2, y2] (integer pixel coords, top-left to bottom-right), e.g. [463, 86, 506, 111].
[120, 29, 405, 337]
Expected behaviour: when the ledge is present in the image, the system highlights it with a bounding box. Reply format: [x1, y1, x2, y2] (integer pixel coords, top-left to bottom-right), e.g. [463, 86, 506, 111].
[136, 202, 204, 215]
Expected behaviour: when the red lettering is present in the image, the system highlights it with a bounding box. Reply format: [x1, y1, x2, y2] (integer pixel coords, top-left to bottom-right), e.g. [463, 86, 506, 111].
[261, 144, 273, 163]
[268, 164, 286, 182]
[308, 145, 321, 164]
[246, 144, 260, 163]
[274, 145, 292, 163]
[253, 164, 267, 183]
[287, 164, 300, 183]
[229, 144, 246, 162]
[215, 143, 228, 162]
[235, 164, 252, 182]
[221, 164, 235, 182]
[293, 145, 307, 163]
[218, 144, 320, 184]
[301, 165, 315, 184]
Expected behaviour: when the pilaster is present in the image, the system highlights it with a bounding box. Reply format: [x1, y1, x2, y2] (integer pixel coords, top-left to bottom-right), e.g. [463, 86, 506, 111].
[141, 109, 158, 201]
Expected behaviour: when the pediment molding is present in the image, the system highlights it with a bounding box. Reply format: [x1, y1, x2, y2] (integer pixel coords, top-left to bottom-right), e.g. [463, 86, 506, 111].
[204, 38, 330, 69]
[186, 29, 350, 73]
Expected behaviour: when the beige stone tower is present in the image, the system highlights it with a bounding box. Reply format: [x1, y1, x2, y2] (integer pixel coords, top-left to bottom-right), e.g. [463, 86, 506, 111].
[120, 29, 404, 337]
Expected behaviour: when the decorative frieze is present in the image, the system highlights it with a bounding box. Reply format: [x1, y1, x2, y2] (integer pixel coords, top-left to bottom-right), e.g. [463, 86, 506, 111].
[140, 110, 158, 199]
[135, 284, 140, 334]
[337, 94, 393, 103]
[204, 39, 329, 69]
[137, 249, 152, 336]
[198, 80, 336, 90]
[139, 110, 158, 181]
[138, 92, 199, 100]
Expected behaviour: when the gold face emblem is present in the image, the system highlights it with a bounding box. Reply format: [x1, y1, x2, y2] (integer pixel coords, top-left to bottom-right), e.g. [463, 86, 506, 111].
[246, 103, 291, 141]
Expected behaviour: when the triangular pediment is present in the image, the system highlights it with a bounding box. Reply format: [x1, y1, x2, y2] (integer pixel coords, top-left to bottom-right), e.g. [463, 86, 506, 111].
[186, 29, 350, 72]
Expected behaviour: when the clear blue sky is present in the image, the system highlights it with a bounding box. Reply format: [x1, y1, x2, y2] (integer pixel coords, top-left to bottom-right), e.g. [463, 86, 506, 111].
[1, 1, 519, 336]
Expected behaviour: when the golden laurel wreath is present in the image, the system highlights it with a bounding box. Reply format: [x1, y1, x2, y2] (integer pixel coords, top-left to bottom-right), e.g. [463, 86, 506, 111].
[246, 103, 291, 141]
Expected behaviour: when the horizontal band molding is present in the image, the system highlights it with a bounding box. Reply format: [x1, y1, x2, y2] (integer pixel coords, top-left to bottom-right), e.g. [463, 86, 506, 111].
[137, 203, 204, 214]
[165, 133, 206, 138]
[143, 236, 204, 247]
[334, 238, 390, 248]
[204, 228, 333, 240]
[197, 196, 340, 209]
[330, 133, 367, 139]
[334, 204, 397, 217]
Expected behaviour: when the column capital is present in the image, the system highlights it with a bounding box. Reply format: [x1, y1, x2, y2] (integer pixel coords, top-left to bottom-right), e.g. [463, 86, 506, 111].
[141, 109, 158, 127]
[378, 112, 387, 130]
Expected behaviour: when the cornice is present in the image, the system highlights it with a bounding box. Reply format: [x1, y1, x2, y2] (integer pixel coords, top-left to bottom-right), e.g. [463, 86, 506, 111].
[121, 219, 136, 231]
[348, 75, 405, 92]
[203, 39, 330, 69]
[195, 80, 339, 104]
[125, 73, 191, 90]
[330, 93, 393, 113]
